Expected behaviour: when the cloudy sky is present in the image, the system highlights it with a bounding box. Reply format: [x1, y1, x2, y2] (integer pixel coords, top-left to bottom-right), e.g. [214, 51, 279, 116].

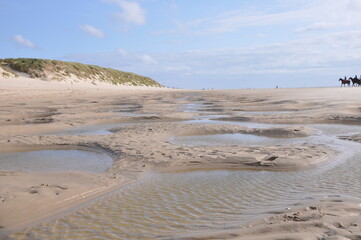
[1, 0, 361, 89]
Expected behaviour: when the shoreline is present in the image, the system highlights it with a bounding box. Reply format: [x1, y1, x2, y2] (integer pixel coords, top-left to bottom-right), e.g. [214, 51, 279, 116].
[1, 77, 361, 238]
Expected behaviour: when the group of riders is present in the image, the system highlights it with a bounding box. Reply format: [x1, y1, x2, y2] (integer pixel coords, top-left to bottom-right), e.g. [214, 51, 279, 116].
[339, 75, 361, 87]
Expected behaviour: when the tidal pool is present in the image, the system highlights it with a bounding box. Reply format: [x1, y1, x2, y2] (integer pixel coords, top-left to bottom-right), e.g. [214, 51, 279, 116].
[235, 110, 292, 115]
[51, 123, 132, 136]
[8, 124, 361, 239]
[0, 149, 113, 173]
[10, 141, 361, 239]
[182, 102, 223, 113]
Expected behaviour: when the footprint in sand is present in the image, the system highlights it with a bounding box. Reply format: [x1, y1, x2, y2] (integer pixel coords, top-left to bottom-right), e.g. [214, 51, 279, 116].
[27, 184, 69, 195]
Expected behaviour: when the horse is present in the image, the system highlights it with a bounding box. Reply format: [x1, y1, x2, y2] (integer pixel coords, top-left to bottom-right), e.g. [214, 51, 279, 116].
[339, 78, 350, 87]
[348, 77, 361, 87]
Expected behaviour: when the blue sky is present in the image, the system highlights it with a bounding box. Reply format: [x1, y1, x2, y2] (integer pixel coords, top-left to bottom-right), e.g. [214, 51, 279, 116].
[1, 0, 361, 89]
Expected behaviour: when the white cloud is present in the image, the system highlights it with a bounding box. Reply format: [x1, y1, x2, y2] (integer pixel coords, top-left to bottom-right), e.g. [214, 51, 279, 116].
[167, 0, 361, 35]
[64, 29, 361, 84]
[170, 7, 306, 35]
[64, 48, 157, 71]
[295, 22, 336, 32]
[13, 35, 37, 49]
[105, 0, 146, 26]
[347, 0, 361, 11]
[140, 54, 158, 65]
[64, 0, 361, 88]
[117, 48, 129, 57]
[164, 65, 191, 72]
[80, 25, 105, 38]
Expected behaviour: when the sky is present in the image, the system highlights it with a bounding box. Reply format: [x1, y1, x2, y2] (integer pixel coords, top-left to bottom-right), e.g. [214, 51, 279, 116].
[1, 0, 361, 89]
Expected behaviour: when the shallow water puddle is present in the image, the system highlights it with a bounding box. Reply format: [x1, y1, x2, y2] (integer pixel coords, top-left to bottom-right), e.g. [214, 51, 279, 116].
[171, 133, 306, 146]
[7, 124, 361, 239]
[11, 147, 361, 239]
[0, 149, 112, 173]
[235, 110, 292, 115]
[185, 118, 288, 128]
[51, 123, 133, 136]
[182, 102, 222, 113]
[310, 123, 361, 136]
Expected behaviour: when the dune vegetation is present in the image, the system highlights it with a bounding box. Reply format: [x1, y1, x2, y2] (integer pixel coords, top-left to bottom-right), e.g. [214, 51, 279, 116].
[0, 58, 163, 87]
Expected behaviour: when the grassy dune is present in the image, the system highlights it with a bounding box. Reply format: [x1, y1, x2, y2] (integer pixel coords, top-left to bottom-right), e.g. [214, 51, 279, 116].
[0, 58, 163, 87]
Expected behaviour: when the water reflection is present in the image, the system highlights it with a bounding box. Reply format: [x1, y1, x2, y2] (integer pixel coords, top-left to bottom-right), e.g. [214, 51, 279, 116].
[8, 122, 361, 239]
[51, 123, 132, 136]
[0, 149, 113, 173]
[10, 131, 361, 239]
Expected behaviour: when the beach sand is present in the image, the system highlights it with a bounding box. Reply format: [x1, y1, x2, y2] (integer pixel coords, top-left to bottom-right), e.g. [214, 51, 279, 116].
[178, 196, 361, 240]
[1, 75, 361, 239]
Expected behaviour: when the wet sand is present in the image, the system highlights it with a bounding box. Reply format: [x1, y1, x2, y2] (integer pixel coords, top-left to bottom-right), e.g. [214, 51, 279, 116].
[1, 76, 361, 239]
[179, 196, 361, 240]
